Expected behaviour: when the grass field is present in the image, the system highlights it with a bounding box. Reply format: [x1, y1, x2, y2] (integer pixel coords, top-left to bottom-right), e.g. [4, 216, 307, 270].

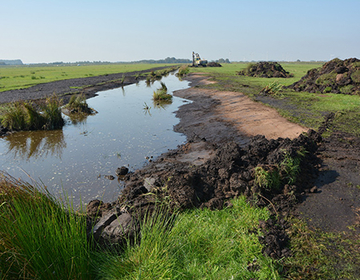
[190, 62, 321, 87]
[97, 198, 280, 280]
[0, 63, 179, 92]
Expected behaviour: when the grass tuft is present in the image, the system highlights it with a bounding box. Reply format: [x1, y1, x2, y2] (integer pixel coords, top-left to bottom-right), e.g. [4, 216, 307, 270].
[0, 102, 27, 130]
[96, 196, 280, 279]
[0, 95, 64, 131]
[254, 149, 304, 190]
[64, 93, 95, 116]
[40, 95, 64, 130]
[261, 81, 283, 95]
[0, 172, 95, 279]
[153, 82, 172, 101]
[176, 65, 189, 78]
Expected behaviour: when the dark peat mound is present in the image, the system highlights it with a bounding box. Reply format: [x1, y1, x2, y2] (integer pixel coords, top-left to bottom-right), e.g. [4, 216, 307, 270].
[237, 61, 293, 78]
[286, 57, 360, 94]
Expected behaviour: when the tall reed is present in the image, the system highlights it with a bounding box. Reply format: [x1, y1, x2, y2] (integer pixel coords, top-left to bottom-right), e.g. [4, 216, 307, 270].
[41, 95, 64, 129]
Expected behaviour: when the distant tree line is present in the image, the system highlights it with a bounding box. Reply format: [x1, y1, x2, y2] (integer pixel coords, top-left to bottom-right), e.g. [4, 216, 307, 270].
[45, 57, 192, 66]
[131, 57, 192, 64]
[0, 59, 23, 65]
[215, 58, 230, 63]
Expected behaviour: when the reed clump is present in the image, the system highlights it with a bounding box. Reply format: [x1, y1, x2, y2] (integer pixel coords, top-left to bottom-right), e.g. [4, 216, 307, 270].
[0, 95, 64, 131]
[63, 93, 95, 115]
[176, 65, 189, 77]
[152, 82, 172, 101]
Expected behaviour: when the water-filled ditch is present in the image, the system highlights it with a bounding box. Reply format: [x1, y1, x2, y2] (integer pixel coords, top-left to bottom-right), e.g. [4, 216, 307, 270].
[0, 73, 190, 205]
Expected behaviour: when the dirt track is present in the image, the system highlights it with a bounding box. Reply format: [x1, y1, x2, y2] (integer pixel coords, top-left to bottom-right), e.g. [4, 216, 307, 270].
[174, 74, 307, 141]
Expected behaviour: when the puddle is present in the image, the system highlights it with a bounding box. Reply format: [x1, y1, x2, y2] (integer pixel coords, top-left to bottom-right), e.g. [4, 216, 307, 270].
[0, 73, 190, 205]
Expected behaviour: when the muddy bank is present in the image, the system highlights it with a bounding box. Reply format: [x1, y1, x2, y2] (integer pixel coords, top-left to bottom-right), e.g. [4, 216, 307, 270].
[88, 131, 321, 256]
[296, 130, 360, 232]
[85, 74, 323, 259]
[85, 73, 360, 269]
[0, 66, 171, 105]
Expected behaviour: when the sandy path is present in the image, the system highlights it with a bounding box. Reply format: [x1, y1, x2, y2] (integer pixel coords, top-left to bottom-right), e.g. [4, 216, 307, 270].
[214, 90, 307, 139]
[178, 74, 307, 140]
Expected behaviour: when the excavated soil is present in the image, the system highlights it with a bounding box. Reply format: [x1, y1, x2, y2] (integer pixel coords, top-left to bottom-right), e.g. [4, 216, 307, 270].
[206, 62, 222, 67]
[287, 57, 360, 94]
[237, 61, 293, 78]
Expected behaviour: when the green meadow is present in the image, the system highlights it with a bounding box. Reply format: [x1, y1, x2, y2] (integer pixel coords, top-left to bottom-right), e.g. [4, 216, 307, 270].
[0, 63, 178, 92]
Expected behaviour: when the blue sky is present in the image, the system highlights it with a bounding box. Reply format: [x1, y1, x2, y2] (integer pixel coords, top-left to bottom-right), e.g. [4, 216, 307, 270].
[1, 0, 360, 63]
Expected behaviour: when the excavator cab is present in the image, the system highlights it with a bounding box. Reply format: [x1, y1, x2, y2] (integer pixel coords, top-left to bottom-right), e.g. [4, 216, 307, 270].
[192, 51, 208, 66]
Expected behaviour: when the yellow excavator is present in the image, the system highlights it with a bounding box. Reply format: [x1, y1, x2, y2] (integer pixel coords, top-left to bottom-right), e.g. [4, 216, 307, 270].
[192, 51, 207, 66]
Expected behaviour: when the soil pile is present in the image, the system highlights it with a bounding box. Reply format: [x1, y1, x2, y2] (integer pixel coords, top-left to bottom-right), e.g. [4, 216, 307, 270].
[119, 131, 319, 212]
[287, 58, 360, 94]
[237, 62, 293, 78]
[207, 62, 222, 67]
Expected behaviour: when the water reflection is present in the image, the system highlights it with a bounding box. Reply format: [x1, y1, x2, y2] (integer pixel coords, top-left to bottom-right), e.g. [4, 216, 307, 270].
[142, 100, 173, 116]
[4, 130, 66, 160]
[66, 113, 89, 125]
[153, 100, 172, 110]
[143, 102, 152, 116]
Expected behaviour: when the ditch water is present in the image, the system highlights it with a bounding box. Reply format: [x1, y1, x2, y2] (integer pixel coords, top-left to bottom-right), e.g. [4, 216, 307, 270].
[0, 73, 190, 206]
